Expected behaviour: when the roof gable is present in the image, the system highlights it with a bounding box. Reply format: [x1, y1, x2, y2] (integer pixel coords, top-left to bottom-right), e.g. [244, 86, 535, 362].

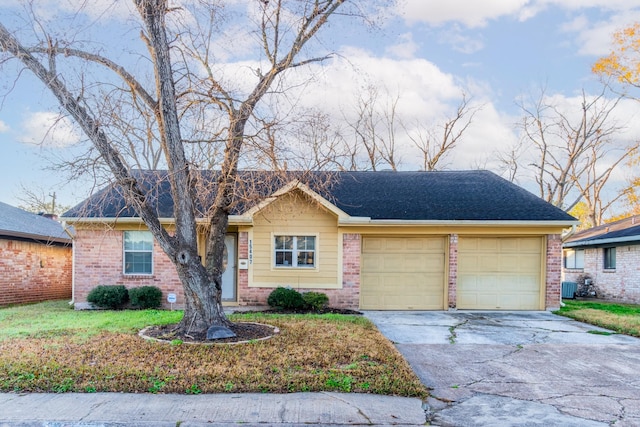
[62, 170, 576, 223]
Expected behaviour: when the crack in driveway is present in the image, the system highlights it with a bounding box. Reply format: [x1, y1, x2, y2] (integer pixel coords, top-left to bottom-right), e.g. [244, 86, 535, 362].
[366, 311, 640, 426]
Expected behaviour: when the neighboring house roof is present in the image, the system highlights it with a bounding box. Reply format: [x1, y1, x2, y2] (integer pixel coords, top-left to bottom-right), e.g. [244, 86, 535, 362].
[0, 201, 72, 244]
[62, 170, 576, 224]
[564, 215, 640, 248]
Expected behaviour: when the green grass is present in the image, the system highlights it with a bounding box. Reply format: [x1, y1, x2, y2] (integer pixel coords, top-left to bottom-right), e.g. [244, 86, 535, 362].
[0, 300, 427, 397]
[555, 300, 640, 337]
[0, 300, 183, 341]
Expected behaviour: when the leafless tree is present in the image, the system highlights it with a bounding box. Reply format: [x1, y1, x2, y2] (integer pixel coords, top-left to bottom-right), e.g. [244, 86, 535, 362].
[518, 87, 638, 224]
[0, 0, 383, 336]
[343, 84, 401, 171]
[406, 94, 480, 171]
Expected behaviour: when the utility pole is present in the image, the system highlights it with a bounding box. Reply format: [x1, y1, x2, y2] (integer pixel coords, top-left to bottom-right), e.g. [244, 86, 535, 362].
[49, 192, 56, 215]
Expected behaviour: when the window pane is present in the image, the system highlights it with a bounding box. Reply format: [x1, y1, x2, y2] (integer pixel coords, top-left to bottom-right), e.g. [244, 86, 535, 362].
[604, 247, 616, 269]
[275, 236, 293, 250]
[297, 251, 315, 266]
[124, 231, 153, 251]
[575, 249, 584, 269]
[275, 251, 293, 266]
[297, 236, 315, 250]
[125, 252, 152, 274]
[564, 250, 575, 269]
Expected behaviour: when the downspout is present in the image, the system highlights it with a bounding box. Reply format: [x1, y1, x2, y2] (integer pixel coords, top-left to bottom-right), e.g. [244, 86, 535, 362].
[62, 222, 75, 306]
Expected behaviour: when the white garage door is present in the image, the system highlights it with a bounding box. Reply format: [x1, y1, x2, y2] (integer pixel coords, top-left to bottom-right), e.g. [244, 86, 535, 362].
[360, 236, 445, 310]
[457, 237, 543, 310]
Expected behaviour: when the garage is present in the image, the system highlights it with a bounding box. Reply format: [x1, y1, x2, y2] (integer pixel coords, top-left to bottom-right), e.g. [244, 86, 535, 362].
[360, 236, 446, 310]
[457, 237, 543, 310]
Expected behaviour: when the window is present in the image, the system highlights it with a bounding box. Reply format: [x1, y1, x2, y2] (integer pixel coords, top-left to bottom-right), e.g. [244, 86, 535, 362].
[274, 235, 316, 268]
[563, 248, 584, 269]
[604, 247, 616, 270]
[124, 231, 153, 274]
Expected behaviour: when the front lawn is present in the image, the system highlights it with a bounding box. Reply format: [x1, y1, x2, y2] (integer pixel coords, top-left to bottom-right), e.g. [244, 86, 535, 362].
[0, 301, 427, 397]
[555, 299, 640, 337]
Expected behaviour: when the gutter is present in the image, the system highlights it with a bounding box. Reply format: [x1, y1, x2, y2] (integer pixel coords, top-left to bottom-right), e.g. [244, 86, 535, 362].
[59, 215, 254, 226]
[337, 218, 578, 227]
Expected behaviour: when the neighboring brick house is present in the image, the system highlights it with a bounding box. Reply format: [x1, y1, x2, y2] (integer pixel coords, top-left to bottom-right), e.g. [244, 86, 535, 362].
[62, 170, 576, 311]
[563, 215, 640, 304]
[0, 201, 72, 306]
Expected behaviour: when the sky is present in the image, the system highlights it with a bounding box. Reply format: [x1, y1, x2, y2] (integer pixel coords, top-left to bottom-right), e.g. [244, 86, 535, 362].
[1, 0, 640, 212]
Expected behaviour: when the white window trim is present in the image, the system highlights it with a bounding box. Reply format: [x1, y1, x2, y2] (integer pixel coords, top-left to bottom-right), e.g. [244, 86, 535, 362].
[272, 233, 319, 269]
[123, 230, 154, 275]
[563, 248, 584, 269]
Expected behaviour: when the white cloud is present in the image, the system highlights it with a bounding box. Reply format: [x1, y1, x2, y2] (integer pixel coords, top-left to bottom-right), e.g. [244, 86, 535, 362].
[399, 0, 530, 28]
[561, 11, 640, 56]
[397, 0, 640, 28]
[0, 120, 9, 133]
[19, 112, 82, 148]
[385, 32, 420, 59]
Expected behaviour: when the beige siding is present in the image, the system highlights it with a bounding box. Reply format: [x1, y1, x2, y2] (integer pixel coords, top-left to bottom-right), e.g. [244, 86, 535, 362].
[361, 236, 446, 310]
[250, 191, 340, 289]
[457, 236, 543, 310]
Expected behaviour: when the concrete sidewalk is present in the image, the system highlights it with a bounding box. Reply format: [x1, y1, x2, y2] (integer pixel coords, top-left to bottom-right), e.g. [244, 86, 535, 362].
[0, 392, 427, 426]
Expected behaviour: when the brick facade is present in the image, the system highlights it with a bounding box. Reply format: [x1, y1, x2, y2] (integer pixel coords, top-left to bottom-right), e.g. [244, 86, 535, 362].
[0, 238, 72, 306]
[73, 229, 182, 309]
[563, 244, 640, 305]
[447, 234, 458, 308]
[72, 228, 563, 311]
[545, 234, 562, 310]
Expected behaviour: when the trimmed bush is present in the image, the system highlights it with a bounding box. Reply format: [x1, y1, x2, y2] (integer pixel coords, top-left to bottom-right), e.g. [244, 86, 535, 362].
[303, 292, 329, 311]
[128, 286, 163, 309]
[267, 287, 305, 310]
[87, 285, 129, 309]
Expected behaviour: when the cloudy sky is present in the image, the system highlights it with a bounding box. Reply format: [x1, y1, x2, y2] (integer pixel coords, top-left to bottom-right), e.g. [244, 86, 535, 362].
[1, 0, 640, 210]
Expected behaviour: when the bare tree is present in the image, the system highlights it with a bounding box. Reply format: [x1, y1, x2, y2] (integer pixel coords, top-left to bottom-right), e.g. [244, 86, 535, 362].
[0, 0, 380, 336]
[518, 87, 638, 223]
[406, 94, 480, 171]
[343, 84, 401, 171]
[15, 185, 71, 216]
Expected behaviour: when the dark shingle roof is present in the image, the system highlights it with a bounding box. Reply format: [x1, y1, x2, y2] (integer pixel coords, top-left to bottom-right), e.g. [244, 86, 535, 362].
[564, 215, 640, 247]
[62, 170, 575, 223]
[0, 201, 71, 244]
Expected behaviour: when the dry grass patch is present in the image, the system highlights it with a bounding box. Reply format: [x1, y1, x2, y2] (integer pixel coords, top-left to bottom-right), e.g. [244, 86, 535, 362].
[0, 310, 427, 397]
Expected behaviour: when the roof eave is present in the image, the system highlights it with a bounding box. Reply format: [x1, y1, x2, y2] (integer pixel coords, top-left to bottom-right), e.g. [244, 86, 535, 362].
[0, 230, 71, 245]
[564, 234, 640, 248]
[339, 218, 578, 227]
[59, 215, 253, 226]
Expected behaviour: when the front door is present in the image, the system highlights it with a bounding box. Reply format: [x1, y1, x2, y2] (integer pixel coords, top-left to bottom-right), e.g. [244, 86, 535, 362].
[221, 234, 237, 301]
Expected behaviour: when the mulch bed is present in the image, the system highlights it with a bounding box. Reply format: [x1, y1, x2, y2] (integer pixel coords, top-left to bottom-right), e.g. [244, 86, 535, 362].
[142, 322, 277, 344]
[142, 307, 361, 344]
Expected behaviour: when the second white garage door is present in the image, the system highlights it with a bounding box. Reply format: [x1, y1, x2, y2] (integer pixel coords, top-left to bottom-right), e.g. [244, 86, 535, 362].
[457, 237, 543, 310]
[360, 236, 446, 310]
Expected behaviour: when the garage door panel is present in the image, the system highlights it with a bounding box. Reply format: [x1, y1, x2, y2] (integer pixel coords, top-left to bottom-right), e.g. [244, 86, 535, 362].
[458, 237, 543, 310]
[361, 237, 445, 310]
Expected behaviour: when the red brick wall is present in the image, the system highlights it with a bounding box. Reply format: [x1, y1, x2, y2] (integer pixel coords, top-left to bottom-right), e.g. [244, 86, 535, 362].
[545, 234, 562, 310]
[73, 229, 183, 309]
[447, 234, 458, 308]
[237, 232, 361, 309]
[0, 238, 72, 306]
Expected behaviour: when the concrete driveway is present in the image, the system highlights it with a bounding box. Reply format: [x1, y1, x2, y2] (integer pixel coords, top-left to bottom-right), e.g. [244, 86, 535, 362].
[364, 311, 640, 427]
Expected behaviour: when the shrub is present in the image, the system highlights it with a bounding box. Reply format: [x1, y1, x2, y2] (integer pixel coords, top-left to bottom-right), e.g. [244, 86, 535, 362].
[128, 286, 163, 309]
[267, 287, 305, 310]
[87, 285, 129, 309]
[303, 292, 329, 311]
